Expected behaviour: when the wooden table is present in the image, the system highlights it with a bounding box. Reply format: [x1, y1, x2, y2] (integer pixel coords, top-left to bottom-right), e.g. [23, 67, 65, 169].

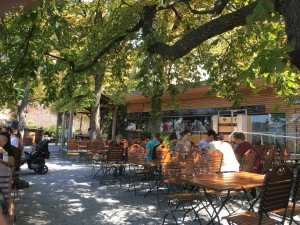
[179, 172, 265, 224]
[270, 154, 300, 170]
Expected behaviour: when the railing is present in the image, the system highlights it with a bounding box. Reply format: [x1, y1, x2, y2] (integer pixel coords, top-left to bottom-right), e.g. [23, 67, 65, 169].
[229, 131, 300, 154]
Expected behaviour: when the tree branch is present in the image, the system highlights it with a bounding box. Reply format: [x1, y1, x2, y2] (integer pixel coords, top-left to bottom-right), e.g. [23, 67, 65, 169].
[182, 0, 230, 15]
[74, 6, 157, 73]
[149, 2, 257, 60]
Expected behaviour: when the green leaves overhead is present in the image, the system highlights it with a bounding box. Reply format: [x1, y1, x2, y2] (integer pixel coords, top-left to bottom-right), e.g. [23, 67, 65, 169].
[0, 0, 299, 112]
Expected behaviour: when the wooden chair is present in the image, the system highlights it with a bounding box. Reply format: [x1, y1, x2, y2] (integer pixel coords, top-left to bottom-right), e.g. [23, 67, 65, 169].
[131, 139, 142, 145]
[272, 166, 300, 224]
[99, 146, 124, 185]
[262, 149, 275, 174]
[0, 162, 14, 224]
[225, 164, 293, 225]
[66, 139, 79, 163]
[209, 149, 223, 173]
[239, 149, 256, 172]
[162, 153, 205, 225]
[153, 144, 169, 162]
[11, 146, 22, 196]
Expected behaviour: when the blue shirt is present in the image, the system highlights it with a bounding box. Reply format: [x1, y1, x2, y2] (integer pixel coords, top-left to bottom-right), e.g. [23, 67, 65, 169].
[146, 139, 160, 160]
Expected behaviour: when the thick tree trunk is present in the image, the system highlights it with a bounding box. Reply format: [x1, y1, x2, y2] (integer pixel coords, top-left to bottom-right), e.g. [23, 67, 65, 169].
[150, 88, 163, 135]
[90, 73, 104, 140]
[280, 0, 300, 70]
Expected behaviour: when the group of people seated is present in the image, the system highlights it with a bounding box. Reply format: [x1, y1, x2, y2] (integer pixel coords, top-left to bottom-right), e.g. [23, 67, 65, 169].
[145, 129, 263, 174]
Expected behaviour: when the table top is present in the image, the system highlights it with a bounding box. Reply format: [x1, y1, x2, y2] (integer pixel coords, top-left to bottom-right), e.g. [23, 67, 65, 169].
[179, 172, 265, 192]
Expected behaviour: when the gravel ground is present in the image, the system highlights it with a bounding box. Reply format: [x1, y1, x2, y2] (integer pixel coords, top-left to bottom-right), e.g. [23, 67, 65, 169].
[16, 144, 290, 225]
[14, 145, 206, 225]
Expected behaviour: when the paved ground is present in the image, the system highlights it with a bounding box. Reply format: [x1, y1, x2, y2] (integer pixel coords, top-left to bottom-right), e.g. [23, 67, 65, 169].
[15, 144, 189, 225]
[13, 144, 295, 225]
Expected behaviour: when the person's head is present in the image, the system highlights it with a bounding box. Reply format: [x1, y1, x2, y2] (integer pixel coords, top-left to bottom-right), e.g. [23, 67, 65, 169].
[206, 129, 217, 142]
[214, 133, 224, 141]
[0, 132, 12, 150]
[233, 132, 246, 145]
[181, 130, 192, 141]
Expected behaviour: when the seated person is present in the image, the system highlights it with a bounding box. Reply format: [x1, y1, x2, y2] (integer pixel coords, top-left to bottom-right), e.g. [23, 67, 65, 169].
[175, 130, 192, 159]
[210, 133, 239, 172]
[198, 129, 216, 155]
[233, 132, 263, 173]
[145, 132, 161, 161]
[0, 132, 15, 168]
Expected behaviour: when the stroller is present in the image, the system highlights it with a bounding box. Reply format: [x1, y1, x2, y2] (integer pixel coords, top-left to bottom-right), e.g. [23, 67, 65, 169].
[22, 139, 50, 174]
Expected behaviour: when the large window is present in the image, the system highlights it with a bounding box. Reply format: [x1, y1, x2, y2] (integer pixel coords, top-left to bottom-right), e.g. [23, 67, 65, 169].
[251, 114, 286, 145]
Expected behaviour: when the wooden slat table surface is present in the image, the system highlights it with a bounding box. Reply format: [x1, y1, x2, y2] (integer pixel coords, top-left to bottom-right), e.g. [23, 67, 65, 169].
[179, 172, 265, 192]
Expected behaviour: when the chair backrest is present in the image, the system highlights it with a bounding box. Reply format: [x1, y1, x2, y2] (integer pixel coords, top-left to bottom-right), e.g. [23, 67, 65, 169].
[12, 146, 22, 173]
[209, 149, 223, 173]
[161, 157, 186, 179]
[153, 144, 169, 162]
[67, 139, 78, 151]
[0, 162, 13, 207]
[239, 149, 256, 172]
[258, 164, 293, 222]
[281, 144, 289, 157]
[106, 146, 124, 163]
[127, 144, 146, 162]
[78, 140, 89, 150]
[287, 165, 300, 221]
[262, 150, 275, 174]
[198, 154, 214, 175]
[87, 140, 97, 151]
[96, 140, 106, 150]
[132, 139, 142, 145]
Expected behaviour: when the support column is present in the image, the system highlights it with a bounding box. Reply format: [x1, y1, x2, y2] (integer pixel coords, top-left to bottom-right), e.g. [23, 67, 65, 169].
[68, 110, 73, 140]
[61, 112, 66, 148]
[111, 106, 118, 139]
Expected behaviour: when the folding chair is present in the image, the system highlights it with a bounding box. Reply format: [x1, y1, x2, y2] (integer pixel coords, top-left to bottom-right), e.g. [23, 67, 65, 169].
[239, 149, 256, 172]
[0, 162, 14, 224]
[272, 165, 300, 224]
[209, 149, 223, 173]
[162, 153, 206, 225]
[99, 146, 124, 185]
[66, 139, 79, 164]
[225, 164, 293, 225]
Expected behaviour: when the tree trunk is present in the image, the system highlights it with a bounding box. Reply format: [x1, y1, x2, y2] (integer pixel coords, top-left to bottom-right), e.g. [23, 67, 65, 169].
[90, 73, 104, 140]
[18, 85, 29, 138]
[55, 112, 62, 145]
[150, 88, 163, 135]
[280, 0, 300, 70]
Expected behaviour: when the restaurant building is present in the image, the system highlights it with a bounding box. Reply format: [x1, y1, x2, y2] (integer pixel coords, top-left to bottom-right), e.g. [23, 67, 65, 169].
[125, 85, 300, 153]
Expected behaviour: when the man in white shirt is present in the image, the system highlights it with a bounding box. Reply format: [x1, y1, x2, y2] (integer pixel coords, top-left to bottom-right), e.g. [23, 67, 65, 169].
[210, 133, 240, 172]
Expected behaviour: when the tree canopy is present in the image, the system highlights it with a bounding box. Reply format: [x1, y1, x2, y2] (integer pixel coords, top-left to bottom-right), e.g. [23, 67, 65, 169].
[0, 0, 299, 114]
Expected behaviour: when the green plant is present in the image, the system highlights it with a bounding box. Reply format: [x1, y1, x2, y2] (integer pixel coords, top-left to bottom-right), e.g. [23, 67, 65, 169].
[160, 132, 170, 147]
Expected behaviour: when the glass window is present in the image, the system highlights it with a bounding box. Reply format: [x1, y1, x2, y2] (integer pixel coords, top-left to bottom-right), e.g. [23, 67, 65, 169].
[251, 113, 286, 145]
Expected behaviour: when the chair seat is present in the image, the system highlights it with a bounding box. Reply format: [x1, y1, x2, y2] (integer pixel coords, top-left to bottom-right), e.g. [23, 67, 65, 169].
[205, 189, 239, 197]
[67, 152, 79, 155]
[224, 211, 280, 225]
[168, 193, 205, 202]
[272, 202, 300, 217]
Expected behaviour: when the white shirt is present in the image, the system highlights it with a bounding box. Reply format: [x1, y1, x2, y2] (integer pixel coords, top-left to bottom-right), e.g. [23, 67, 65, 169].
[210, 140, 240, 172]
[10, 136, 19, 148]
